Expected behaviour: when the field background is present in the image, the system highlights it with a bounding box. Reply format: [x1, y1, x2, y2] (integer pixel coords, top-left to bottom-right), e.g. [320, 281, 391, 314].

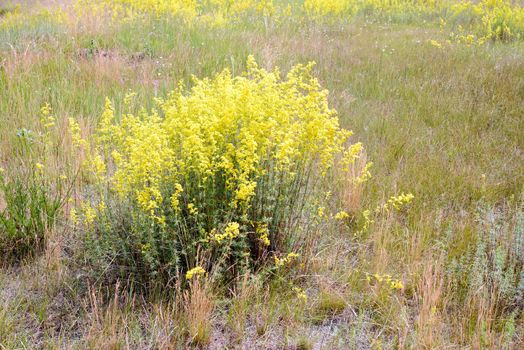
[1, 0, 524, 348]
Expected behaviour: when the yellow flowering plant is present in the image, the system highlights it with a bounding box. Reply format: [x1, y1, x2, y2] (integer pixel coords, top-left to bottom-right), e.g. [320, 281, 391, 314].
[73, 56, 363, 293]
[302, 0, 524, 42]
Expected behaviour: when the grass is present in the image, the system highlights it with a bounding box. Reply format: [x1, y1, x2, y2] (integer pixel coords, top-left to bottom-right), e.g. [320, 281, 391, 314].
[1, 1, 523, 348]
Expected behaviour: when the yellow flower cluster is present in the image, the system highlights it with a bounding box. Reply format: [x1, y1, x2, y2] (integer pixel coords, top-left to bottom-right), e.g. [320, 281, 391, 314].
[39, 103, 55, 130]
[334, 210, 349, 220]
[304, 0, 443, 18]
[83, 56, 352, 222]
[450, 0, 524, 42]
[274, 252, 300, 268]
[186, 266, 206, 279]
[81, 202, 97, 226]
[212, 222, 240, 243]
[256, 224, 271, 247]
[292, 286, 308, 303]
[0, 5, 67, 31]
[382, 192, 414, 211]
[366, 272, 404, 290]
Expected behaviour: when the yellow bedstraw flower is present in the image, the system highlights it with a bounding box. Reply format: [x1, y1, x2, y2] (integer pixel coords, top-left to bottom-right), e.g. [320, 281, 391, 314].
[40, 103, 55, 129]
[81, 203, 97, 226]
[293, 287, 308, 303]
[235, 180, 257, 202]
[170, 183, 184, 211]
[429, 39, 443, 48]
[256, 224, 271, 247]
[355, 161, 373, 184]
[335, 211, 349, 220]
[69, 118, 87, 148]
[186, 266, 206, 280]
[390, 279, 404, 290]
[35, 163, 44, 174]
[366, 272, 404, 291]
[98, 201, 107, 212]
[225, 222, 240, 238]
[383, 192, 415, 211]
[275, 252, 300, 267]
[212, 222, 240, 243]
[259, 233, 270, 247]
[70, 208, 78, 226]
[187, 203, 198, 215]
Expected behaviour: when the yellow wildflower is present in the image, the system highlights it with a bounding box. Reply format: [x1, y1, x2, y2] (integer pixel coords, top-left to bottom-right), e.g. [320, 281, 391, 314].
[335, 211, 349, 220]
[383, 192, 415, 211]
[186, 266, 206, 280]
[70, 208, 78, 226]
[170, 183, 184, 211]
[429, 39, 442, 48]
[256, 224, 270, 247]
[188, 203, 198, 216]
[275, 252, 300, 267]
[81, 202, 97, 226]
[35, 163, 44, 172]
[293, 286, 308, 303]
[235, 181, 257, 203]
[390, 279, 404, 290]
[212, 222, 241, 243]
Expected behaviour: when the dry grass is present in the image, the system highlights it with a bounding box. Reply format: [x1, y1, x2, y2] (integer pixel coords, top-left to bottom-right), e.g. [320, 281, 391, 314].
[415, 258, 445, 349]
[183, 279, 214, 347]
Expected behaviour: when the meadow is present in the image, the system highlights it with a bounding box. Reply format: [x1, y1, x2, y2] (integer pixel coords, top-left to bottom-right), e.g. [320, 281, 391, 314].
[0, 0, 523, 348]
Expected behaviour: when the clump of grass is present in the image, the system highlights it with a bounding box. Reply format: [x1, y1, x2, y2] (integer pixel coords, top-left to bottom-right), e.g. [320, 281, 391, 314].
[0, 166, 62, 264]
[296, 336, 314, 350]
[183, 279, 214, 347]
[312, 289, 346, 323]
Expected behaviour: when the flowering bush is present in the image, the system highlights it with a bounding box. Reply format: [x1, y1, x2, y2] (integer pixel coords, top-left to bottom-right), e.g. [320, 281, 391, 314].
[450, 0, 524, 42]
[72, 56, 364, 293]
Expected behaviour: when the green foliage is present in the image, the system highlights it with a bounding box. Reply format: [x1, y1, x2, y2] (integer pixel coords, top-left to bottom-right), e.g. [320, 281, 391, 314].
[446, 197, 524, 311]
[0, 105, 71, 265]
[0, 166, 63, 264]
[311, 290, 346, 323]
